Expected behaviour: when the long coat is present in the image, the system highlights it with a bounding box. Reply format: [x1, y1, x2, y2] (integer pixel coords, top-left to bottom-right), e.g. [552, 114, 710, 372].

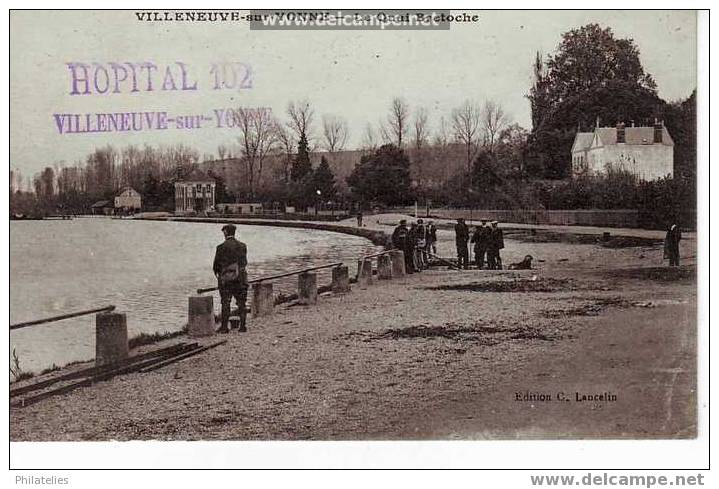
[213, 237, 248, 285]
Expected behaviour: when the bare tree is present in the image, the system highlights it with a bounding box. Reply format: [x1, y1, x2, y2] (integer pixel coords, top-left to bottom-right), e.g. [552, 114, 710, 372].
[482, 100, 509, 153]
[322, 115, 349, 153]
[451, 100, 482, 175]
[286, 99, 314, 143]
[377, 118, 393, 145]
[387, 97, 409, 148]
[232, 107, 277, 198]
[217, 144, 228, 161]
[412, 107, 429, 186]
[361, 123, 377, 152]
[274, 121, 295, 182]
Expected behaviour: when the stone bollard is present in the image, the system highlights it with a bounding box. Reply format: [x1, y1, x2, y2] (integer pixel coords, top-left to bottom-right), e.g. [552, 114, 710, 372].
[602, 231, 611, 242]
[188, 295, 215, 337]
[356, 259, 374, 287]
[298, 272, 318, 305]
[332, 265, 351, 293]
[252, 281, 274, 317]
[378, 254, 393, 280]
[95, 312, 129, 368]
[389, 250, 406, 277]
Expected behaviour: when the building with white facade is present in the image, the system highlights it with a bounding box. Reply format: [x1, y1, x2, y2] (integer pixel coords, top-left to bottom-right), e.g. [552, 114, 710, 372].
[571, 122, 674, 181]
[174, 171, 216, 214]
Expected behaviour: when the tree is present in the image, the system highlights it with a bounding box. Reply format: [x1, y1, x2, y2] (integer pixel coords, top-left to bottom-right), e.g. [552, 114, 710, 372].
[312, 156, 337, 200]
[274, 122, 295, 182]
[451, 100, 482, 176]
[346, 144, 412, 206]
[361, 123, 378, 152]
[290, 134, 313, 182]
[387, 97, 409, 148]
[287, 99, 314, 144]
[322, 115, 349, 153]
[527, 24, 661, 178]
[412, 107, 429, 187]
[482, 100, 509, 153]
[232, 107, 277, 198]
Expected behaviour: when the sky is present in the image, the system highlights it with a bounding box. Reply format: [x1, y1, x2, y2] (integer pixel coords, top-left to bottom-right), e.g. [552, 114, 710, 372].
[10, 10, 697, 180]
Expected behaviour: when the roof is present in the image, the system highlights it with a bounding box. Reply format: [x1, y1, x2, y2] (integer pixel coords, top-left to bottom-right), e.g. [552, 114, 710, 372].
[117, 187, 140, 196]
[571, 132, 594, 153]
[573, 126, 674, 153]
[175, 169, 214, 183]
[91, 200, 112, 208]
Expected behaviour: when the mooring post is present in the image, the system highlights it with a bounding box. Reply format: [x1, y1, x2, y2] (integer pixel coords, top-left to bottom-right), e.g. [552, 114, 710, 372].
[389, 250, 406, 277]
[298, 272, 318, 305]
[95, 311, 129, 368]
[356, 259, 374, 287]
[378, 254, 393, 280]
[187, 295, 215, 337]
[252, 281, 274, 317]
[331, 265, 351, 293]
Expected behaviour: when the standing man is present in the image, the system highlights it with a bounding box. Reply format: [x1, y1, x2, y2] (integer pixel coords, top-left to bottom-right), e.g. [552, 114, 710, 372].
[213, 224, 248, 333]
[471, 220, 489, 269]
[392, 219, 414, 274]
[356, 209, 363, 227]
[487, 221, 505, 270]
[416, 219, 427, 269]
[454, 218, 470, 270]
[426, 220, 438, 256]
[664, 223, 682, 266]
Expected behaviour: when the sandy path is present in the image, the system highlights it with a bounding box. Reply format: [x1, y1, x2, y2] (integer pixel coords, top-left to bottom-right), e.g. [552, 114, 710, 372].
[10, 235, 696, 441]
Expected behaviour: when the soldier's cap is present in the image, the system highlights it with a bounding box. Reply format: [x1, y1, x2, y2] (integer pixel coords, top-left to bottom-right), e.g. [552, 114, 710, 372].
[221, 224, 237, 234]
[491, 220, 499, 224]
[399, 219, 407, 225]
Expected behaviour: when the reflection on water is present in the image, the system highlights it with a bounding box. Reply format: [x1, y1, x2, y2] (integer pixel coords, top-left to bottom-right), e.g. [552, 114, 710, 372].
[10, 218, 382, 372]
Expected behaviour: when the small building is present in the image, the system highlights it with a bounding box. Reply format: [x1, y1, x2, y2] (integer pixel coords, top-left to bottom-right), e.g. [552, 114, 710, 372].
[114, 187, 142, 212]
[174, 171, 216, 214]
[90, 200, 114, 215]
[215, 203, 263, 215]
[571, 121, 674, 181]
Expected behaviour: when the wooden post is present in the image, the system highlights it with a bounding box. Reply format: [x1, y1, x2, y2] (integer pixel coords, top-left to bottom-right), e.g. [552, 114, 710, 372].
[389, 250, 406, 277]
[378, 254, 393, 280]
[187, 295, 215, 337]
[356, 259, 374, 287]
[252, 282, 274, 317]
[331, 265, 351, 293]
[298, 272, 318, 305]
[95, 312, 128, 368]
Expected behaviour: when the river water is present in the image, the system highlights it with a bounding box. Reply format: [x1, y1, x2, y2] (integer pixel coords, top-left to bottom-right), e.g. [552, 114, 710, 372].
[10, 218, 382, 373]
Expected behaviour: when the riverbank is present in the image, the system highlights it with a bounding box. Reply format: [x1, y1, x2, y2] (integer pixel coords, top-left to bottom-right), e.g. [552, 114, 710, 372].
[10, 229, 696, 440]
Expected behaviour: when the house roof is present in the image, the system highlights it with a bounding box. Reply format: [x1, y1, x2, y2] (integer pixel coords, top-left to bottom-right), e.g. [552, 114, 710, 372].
[571, 132, 594, 153]
[573, 126, 674, 153]
[175, 169, 214, 183]
[117, 187, 140, 196]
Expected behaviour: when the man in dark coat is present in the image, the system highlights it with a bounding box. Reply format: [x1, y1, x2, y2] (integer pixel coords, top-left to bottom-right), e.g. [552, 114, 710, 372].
[426, 220, 438, 256]
[487, 221, 505, 270]
[213, 224, 248, 333]
[471, 220, 490, 269]
[392, 219, 414, 273]
[454, 218, 470, 270]
[664, 224, 682, 266]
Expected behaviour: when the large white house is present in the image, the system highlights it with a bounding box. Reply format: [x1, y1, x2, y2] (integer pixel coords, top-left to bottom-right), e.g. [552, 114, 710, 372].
[571, 122, 674, 181]
[174, 171, 216, 214]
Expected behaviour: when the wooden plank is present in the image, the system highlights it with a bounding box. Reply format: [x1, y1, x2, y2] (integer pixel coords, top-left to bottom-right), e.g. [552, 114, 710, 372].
[139, 340, 227, 373]
[10, 342, 197, 398]
[197, 262, 343, 294]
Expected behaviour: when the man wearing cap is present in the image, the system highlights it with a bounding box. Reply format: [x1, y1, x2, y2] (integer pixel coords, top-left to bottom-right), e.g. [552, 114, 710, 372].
[471, 220, 490, 269]
[213, 224, 248, 333]
[454, 218, 470, 270]
[487, 221, 505, 270]
[392, 219, 414, 273]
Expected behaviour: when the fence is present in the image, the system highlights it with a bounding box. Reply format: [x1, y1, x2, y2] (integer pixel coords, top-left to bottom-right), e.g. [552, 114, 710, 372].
[423, 208, 641, 228]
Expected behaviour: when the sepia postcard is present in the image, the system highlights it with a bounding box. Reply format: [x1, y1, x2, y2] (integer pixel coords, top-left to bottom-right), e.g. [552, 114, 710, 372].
[7, 7, 706, 472]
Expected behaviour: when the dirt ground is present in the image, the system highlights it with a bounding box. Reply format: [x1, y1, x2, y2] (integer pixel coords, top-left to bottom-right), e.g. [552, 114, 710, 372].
[10, 228, 696, 441]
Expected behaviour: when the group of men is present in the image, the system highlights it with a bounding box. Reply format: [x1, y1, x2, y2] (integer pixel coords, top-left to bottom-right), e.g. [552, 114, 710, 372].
[391, 218, 438, 273]
[454, 218, 505, 270]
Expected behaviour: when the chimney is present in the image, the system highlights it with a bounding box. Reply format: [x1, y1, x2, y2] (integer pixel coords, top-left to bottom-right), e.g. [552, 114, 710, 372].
[616, 122, 625, 144]
[654, 119, 663, 144]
